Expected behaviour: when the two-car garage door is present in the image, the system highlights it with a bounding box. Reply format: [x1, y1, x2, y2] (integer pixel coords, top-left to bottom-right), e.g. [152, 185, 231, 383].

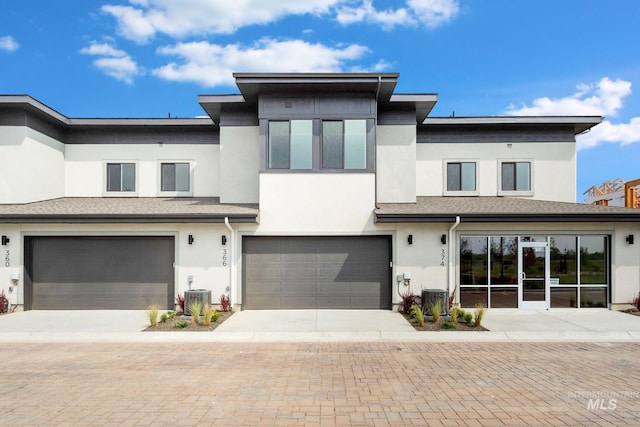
[243, 236, 391, 309]
[25, 237, 174, 310]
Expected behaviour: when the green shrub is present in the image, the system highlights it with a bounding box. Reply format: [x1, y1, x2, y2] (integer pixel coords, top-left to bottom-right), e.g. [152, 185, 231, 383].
[173, 320, 189, 328]
[160, 313, 168, 323]
[211, 311, 222, 322]
[165, 311, 175, 319]
[202, 304, 216, 327]
[440, 321, 456, 329]
[474, 303, 487, 327]
[463, 312, 473, 324]
[430, 300, 442, 323]
[187, 301, 203, 325]
[146, 304, 161, 327]
[410, 304, 425, 327]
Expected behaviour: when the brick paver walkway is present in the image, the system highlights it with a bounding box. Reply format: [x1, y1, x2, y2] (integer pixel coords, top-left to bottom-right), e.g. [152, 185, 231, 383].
[1, 342, 639, 426]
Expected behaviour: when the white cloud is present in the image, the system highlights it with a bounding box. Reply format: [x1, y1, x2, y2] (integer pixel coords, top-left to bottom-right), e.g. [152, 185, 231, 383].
[79, 42, 141, 84]
[336, 0, 459, 29]
[153, 38, 371, 86]
[505, 77, 640, 150]
[103, 0, 340, 43]
[0, 35, 19, 52]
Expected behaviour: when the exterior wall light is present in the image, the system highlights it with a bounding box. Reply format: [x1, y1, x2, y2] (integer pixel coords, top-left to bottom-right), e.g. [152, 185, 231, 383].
[407, 235, 413, 245]
[1, 236, 8, 245]
[441, 234, 447, 245]
[188, 234, 195, 245]
[222, 235, 227, 246]
[627, 234, 634, 245]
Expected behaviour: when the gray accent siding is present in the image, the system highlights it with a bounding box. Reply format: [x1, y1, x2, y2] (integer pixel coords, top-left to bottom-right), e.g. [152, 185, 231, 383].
[259, 96, 376, 119]
[243, 236, 391, 309]
[65, 126, 218, 144]
[25, 236, 175, 310]
[417, 125, 576, 143]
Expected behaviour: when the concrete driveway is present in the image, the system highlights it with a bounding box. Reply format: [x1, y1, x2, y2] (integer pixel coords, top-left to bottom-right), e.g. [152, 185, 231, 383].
[1, 308, 640, 342]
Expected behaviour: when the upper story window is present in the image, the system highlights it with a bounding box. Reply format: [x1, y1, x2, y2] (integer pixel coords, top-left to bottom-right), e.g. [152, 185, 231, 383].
[161, 162, 190, 192]
[268, 120, 312, 169]
[322, 120, 367, 170]
[501, 161, 531, 192]
[446, 161, 476, 192]
[106, 163, 135, 192]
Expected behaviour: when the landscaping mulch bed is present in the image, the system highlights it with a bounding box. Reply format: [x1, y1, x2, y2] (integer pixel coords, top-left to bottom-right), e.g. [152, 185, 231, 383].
[143, 311, 234, 332]
[622, 308, 640, 317]
[401, 313, 489, 331]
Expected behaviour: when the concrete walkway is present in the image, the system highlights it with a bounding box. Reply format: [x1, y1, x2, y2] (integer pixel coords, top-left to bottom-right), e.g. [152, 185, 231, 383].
[1, 308, 640, 343]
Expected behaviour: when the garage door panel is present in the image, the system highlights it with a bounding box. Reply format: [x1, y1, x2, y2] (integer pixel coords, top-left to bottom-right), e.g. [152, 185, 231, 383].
[244, 236, 390, 309]
[27, 237, 174, 310]
[246, 266, 282, 280]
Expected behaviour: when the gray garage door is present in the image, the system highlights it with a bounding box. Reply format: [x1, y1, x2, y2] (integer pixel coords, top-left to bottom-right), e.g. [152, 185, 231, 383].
[243, 236, 391, 309]
[25, 236, 174, 310]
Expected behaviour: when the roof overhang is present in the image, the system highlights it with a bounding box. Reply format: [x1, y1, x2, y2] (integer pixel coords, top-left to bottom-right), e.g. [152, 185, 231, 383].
[232, 72, 400, 102]
[422, 116, 603, 135]
[387, 94, 438, 123]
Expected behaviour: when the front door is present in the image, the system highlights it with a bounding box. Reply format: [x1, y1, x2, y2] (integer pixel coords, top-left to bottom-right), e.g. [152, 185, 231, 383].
[518, 242, 549, 309]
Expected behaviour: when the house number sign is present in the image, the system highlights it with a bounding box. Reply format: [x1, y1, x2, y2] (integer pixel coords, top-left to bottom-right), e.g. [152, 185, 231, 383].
[4, 250, 9, 268]
[440, 249, 446, 267]
[222, 248, 228, 267]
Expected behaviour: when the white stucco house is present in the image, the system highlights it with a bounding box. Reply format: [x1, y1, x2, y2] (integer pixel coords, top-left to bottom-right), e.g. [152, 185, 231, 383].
[1, 72, 638, 312]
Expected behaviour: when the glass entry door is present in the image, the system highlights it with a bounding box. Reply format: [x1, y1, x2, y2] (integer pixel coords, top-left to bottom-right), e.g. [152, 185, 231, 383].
[518, 242, 549, 309]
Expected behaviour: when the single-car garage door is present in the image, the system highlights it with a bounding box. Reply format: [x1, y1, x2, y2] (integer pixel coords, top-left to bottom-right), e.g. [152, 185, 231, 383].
[25, 236, 174, 310]
[243, 236, 391, 309]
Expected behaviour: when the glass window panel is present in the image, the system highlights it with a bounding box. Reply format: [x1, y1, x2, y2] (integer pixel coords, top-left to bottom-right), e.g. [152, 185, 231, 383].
[550, 287, 577, 308]
[501, 163, 515, 191]
[461, 162, 476, 191]
[106, 163, 121, 191]
[490, 287, 518, 308]
[268, 121, 290, 169]
[122, 163, 135, 192]
[290, 120, 312, 170]
[175, 163, 190, 191]
[516, 162, 530, 191]
[580, 236, 606, 284]
[490, 237, 518, 285]
[447, 163, 461, 191]
[580, 287, 607, 308]
[322, 121, 343, 169]
[460, 287, 488, 308]
[460, 237, 488, 286]
[520, 235, 547, 243]
[344, 120, 367, 169]
[161, 163, 175, 191]
[550, 236, 577, 284]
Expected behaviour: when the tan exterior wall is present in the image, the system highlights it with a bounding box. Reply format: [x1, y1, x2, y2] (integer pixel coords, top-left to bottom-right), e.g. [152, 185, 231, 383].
[219, 126, 260, 203]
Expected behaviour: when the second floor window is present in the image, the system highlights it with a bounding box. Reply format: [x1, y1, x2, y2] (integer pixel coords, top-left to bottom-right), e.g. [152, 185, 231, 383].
[447, 162, 476, 191]
[501, 162, 531, 191]
[269, 120, 312, 169]
[322, 120, 367, 170]
[161, 162, 190, 192]
[106, 163, 135, 192]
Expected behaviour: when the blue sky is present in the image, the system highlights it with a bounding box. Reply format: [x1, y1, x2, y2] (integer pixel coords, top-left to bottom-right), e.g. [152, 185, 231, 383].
[1, 0, 639, 199]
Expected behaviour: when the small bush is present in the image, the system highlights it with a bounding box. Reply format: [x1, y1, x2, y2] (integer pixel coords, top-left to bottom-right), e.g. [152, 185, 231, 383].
[448, 285, 456, 310]
[0, 290, 8, 314]
[202, 304, 216, 327]
[220, 294, 231, 312]
[146, 304, 161, 327]
[463, 312, 473, 324]
[188, 301, 203, 325]
[474, 303, 487, 327]
[211, 311, 222, 322]
[410, 304, 425, 327]
[160, 313, 168, 323]
[173, 320, 189, 328]
[632, 292, 640, 311]
[450, 307, 460, 323]
[400, 292, 416, 314]
[430, 300, 442, 323]
[440, 321, 456, 329]
[176, 294, 185, 313]
[166, 311, 176, 319]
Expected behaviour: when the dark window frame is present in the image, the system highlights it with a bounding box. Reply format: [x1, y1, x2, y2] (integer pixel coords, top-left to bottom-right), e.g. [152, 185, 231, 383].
[106, 162, 136, 192]
[446, 161, 476, 192]
[501, 161, 531, 192]
[160, 162, 190, 192]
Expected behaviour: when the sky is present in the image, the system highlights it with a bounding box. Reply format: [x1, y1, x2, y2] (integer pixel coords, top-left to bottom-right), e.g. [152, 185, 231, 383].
[1, 0, 639, 200]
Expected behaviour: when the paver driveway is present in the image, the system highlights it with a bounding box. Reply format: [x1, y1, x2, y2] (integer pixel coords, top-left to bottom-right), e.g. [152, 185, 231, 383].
[1, 342, 639, 426]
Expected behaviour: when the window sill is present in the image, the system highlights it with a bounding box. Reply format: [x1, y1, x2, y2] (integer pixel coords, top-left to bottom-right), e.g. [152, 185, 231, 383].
[443, 191, 479, 197]
[497, 190, 534, 197]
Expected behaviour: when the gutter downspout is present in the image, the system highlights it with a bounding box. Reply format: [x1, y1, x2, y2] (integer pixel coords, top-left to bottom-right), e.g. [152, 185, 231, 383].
[224, 217, 235, 309]
[448, 216, 461, 305]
